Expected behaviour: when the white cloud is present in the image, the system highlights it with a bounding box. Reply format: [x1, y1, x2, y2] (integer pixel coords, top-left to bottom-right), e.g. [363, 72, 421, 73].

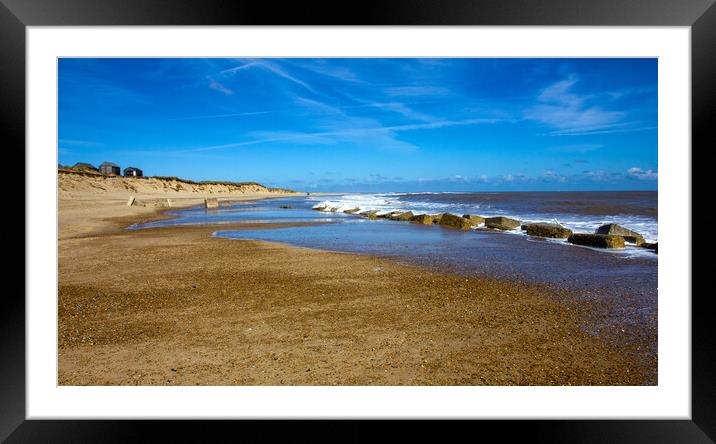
[627, 167, 658, 180]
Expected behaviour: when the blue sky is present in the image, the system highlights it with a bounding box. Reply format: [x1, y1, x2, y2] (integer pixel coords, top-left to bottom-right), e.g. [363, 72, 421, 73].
[58, 58, 657, 192]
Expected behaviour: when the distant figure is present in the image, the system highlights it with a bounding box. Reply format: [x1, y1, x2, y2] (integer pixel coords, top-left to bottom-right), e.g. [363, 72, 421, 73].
[307, 192, 310, 196]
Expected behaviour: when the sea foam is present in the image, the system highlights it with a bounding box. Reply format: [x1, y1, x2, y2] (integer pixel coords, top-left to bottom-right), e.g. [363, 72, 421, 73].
[311, 192, 658, 243]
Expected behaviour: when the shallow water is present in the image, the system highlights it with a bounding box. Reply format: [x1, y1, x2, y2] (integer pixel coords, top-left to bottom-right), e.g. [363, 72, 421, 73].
[130, 199, 352, 228]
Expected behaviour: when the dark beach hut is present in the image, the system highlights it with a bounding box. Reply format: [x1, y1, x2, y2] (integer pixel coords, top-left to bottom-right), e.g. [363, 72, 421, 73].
[124, 166, 143, 177]
[99, 161, 121, 175]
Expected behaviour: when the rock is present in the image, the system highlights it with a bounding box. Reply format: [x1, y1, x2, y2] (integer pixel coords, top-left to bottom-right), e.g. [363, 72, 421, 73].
[595, 223, 645, 246]
[410, 214, 437, 225]
[525, 223, 573, 239]
[568, 233, 625, 249]
[378, 211, 400, 219]
[329, 207, 339, 212]
[279, 205, 292, 209]
[642, 242, 658, 253]
[621, 236, 645, 245]
[313, 206, 327, 211]
[438, 213, 473, 230]
[485, 216, 521, 230]
[432, 214, 444, 224]
[389, 211, 414, 221]
[343, 208, 361, 214]
[462, 214, 485, 225]
[204, 198, 219, 209]
[360, 210, 379, 220]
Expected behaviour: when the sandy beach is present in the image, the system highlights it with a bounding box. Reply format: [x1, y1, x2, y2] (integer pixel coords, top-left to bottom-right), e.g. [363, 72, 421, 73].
[58, 178, 652, 385]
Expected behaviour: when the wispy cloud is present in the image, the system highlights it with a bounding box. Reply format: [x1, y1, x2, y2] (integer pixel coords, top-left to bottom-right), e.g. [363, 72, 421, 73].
[221, 59, 318, 94]
[605, 84, 657, 100]
[385, 86, 451, 97]
[175, 117, 499, 154]
[340, 94, 436, 123]
[549, 125, 657, 137]
[549, 143, 602, 153]
[58, 139, 103, 147]
[260, 61, 318, 94]
[208, 77, 234, 95]
[525, 75, 630, 136]
[294, 96, 344, 115]
[293, 61, 363, 83]
[165, 111, 269, 121]
[245, 130, 337, 146]
[219, 61, 261, 75]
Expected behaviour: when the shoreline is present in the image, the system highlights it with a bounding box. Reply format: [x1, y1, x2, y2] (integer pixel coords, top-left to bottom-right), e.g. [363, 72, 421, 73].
[58, 191, 655, 385]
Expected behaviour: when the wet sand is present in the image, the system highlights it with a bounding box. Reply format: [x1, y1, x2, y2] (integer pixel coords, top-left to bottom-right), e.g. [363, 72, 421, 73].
[58, 194, 653, 385]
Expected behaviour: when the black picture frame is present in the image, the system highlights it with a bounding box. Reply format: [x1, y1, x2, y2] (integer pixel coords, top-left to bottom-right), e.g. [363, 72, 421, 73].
[5, 0, 713, 441]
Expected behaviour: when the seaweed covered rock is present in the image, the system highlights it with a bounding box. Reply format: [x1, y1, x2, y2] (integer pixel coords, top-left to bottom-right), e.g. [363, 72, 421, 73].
[343, 208, 361, 214]
[359, 210, 379, 220]
[525, 223, 573, 239]
[410, 214, 438, 225]
[389, 211, 414, 221]
[595, 223, 645, 246]
[642, 242, 658, 253]
[568, 233, 625, 249]
[462, 214, 485, 225]
[313, 205, 327, 211]
[485, 216, 521, 230]
[438, 213, 473, 230]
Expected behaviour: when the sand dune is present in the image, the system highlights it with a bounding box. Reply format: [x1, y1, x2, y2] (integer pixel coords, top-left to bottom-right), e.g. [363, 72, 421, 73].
[59, 168, 297, 196]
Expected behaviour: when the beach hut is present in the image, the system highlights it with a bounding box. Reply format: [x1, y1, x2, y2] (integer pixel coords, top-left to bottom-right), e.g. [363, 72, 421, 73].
[99, 161, 120, 175]
[124, 166, 143, 177]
